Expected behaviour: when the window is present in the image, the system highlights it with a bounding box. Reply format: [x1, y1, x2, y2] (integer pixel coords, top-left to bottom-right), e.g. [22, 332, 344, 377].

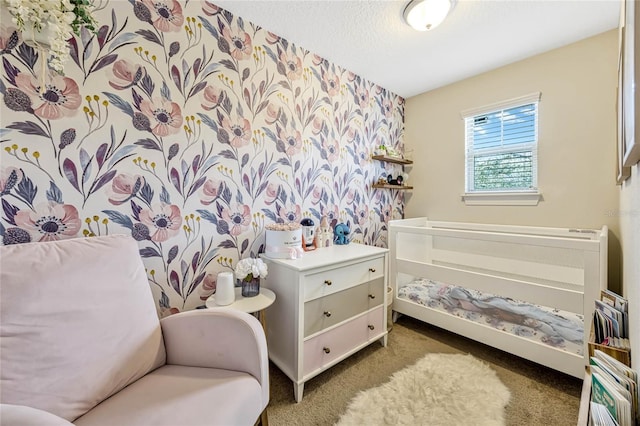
[461, 93, 541, 205]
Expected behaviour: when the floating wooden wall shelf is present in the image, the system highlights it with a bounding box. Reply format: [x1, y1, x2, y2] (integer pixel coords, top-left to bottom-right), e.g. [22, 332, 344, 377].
[371, 155, 413, 165]
[372, 184, 413, 190]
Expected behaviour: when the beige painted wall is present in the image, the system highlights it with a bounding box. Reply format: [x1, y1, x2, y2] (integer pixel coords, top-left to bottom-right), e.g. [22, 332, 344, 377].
[404, 29, 621, 288]
[620, 162, 639, 369]
[619, 0, 640, 374]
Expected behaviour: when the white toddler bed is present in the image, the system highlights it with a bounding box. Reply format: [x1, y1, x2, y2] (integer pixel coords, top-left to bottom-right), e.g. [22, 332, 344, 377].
[389, 217, 608, 378]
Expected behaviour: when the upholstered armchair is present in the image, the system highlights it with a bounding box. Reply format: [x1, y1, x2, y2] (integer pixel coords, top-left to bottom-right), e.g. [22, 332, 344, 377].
[0, 235, 269, 425]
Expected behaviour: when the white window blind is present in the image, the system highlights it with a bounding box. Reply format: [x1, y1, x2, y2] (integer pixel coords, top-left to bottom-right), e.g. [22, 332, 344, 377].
[462, 93, 541, 193]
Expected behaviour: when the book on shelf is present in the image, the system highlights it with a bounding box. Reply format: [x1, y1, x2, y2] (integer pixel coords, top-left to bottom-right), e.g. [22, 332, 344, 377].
[589, 349, 638, 426]
[590, 401, 619, 425]
[601, 290, 629, 313]
[593, 291, 630, 350]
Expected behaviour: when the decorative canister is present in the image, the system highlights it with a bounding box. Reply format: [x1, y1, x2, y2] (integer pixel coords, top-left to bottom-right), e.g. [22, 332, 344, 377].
[264, 223, 304, 259]
[215, 272, 235, 306]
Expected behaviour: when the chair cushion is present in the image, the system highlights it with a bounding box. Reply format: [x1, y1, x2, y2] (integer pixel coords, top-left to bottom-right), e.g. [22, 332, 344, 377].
[0, 235, 166, 421]
[73, 365, 263, 426]
[0, 404, 74, 425]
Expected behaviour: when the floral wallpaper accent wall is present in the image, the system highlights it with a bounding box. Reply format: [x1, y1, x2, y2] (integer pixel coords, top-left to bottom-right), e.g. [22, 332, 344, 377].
[0, 0, 405, 314]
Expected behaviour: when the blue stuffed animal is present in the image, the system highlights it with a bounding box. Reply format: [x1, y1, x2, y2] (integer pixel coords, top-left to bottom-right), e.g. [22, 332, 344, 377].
[334, 223, 350, 245]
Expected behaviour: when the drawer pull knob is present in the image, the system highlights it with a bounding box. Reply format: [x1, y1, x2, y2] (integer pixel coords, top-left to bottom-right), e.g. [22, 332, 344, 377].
[324, 279, 332, 286]
[324, 311, 332, 317]
[368, 294, 375, 299]
[368, 324, 375, 330]
[323, 347, 331, 354]
[369, 268, 376, 273]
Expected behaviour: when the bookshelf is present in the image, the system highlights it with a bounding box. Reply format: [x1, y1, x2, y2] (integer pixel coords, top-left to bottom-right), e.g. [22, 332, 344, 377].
[577, 368, 592, 426]
[588, 329, 632, 367]
[579, 290, 634, 426]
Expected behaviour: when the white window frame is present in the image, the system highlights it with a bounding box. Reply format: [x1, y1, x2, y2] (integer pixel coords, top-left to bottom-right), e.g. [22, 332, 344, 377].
[460, 92, 542, 206]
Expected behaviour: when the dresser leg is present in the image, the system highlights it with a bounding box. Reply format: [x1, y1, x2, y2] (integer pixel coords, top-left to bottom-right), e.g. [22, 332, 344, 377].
[380, 334, 388, 347]
[294, 382, 304, 403]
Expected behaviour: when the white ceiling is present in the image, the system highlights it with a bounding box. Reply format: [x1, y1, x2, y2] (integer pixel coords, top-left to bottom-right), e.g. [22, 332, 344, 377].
[212, 0, 621, 99]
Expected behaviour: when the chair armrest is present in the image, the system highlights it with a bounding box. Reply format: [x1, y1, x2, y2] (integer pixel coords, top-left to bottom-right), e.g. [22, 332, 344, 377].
[0, 404, 74, 425]
[160, 308, 269, 406]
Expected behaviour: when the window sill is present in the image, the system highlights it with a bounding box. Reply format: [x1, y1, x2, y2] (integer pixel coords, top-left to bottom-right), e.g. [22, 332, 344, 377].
[461, 191, 541, 206]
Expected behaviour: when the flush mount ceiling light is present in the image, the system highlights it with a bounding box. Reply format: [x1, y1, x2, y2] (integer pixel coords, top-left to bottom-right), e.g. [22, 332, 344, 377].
[403, 0, 453, 31]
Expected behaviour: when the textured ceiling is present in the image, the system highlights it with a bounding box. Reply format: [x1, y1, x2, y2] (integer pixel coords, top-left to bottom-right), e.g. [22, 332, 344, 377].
[213, 0, 621, 99]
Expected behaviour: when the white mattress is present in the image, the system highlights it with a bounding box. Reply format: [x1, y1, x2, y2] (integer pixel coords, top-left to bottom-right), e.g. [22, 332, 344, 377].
[397, 278, 584, 356]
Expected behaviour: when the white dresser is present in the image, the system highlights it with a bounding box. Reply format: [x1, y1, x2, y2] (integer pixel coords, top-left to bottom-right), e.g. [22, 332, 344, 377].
[262, 243, 388, 402]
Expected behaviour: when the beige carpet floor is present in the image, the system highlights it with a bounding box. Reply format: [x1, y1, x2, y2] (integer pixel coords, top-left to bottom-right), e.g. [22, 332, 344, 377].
[267, 315, 583, 425]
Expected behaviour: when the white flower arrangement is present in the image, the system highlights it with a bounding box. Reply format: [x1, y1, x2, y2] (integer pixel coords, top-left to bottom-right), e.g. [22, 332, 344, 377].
[234, 257, 268, 282]
[5, 0, 97, 74]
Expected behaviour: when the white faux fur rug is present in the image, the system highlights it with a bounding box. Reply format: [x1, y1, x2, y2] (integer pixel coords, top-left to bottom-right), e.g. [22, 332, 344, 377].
[336, 353, 511, 426]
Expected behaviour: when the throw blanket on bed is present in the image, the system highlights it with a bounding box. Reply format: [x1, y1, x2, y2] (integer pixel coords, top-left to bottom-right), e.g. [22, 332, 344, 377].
[398, 278, 584, 354]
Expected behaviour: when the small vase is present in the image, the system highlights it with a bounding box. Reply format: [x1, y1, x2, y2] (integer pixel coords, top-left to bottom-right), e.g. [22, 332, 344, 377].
[241, 277, 260, 298]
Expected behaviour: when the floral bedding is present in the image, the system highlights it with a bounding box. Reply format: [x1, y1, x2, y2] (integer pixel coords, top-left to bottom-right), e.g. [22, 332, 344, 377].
[398, 278, 584, 355]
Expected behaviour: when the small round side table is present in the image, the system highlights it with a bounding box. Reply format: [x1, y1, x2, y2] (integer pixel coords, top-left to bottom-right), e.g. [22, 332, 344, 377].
[206, 287, 276, 332]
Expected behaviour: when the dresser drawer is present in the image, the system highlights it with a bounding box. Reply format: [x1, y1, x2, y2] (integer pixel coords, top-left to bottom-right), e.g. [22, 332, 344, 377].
[304, 284, 367, 337]
[303, 256, 384, 302]
[304, 277, 385, 337]
[366, 277, 385, 310]
[303, 313, 367, 376]
[366, 305, 385, 340]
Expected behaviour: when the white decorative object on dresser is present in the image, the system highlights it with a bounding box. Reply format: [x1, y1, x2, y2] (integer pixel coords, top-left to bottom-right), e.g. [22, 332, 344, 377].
[262, 243, 388, 402]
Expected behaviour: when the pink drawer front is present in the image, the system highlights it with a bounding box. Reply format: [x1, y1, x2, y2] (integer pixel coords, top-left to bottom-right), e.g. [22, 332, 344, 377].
[366, 305, 385, 340]
[303, 306, 385, 377]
